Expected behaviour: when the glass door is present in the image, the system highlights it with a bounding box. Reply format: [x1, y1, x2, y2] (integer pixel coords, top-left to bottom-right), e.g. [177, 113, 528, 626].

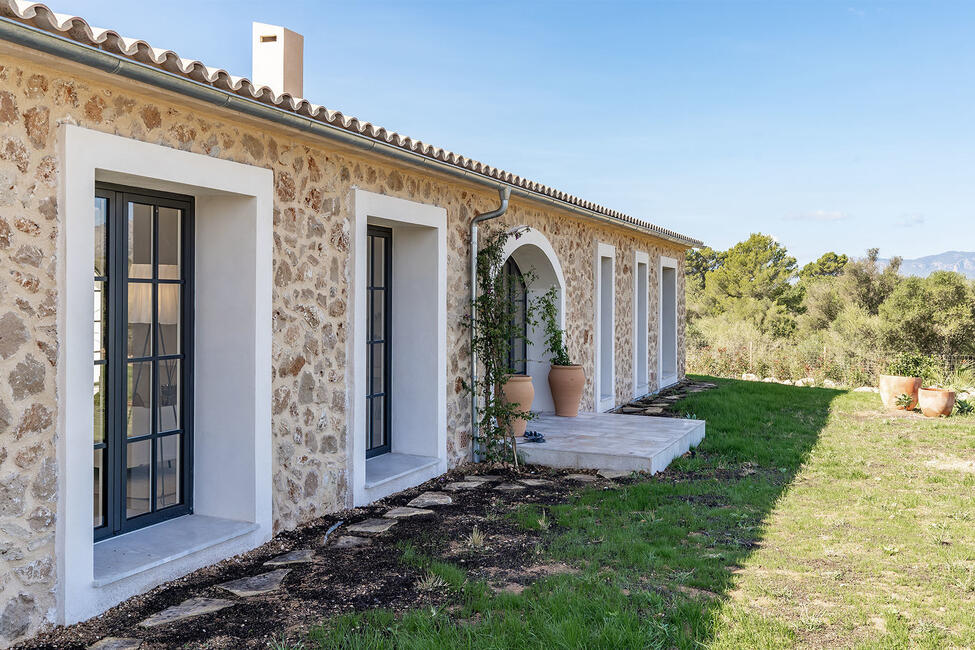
[94, 184, 193, 540]
[366, 226, 392, 458]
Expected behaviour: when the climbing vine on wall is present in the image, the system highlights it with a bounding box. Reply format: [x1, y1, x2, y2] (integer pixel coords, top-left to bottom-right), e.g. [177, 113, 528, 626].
[463, 227, 536, 464]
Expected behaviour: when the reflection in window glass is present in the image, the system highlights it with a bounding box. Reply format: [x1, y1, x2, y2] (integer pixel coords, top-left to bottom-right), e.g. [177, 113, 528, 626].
[125, 439, 151, 518]
[93, 448, 104, 528]
[158, 207, 181, 280]
[127, 361, 152, 438]
[158, 359, 180, 433]
[157, 284, 180, 354]
[127, 282, 153, 358]
[127, 202, 153, 278]
[156, 435, 180, 509]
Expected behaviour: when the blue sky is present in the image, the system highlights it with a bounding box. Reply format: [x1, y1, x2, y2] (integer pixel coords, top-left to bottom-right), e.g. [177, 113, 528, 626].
[54, 0, 975, 264]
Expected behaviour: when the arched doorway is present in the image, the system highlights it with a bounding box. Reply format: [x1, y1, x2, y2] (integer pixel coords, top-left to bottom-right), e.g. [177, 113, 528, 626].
[501, 227, 567, 413]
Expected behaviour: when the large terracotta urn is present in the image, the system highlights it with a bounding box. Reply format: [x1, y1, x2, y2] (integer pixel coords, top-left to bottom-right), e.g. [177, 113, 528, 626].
[501, 375, 534, 437]
[918, 388, 956, 418]
[548, 364, 586, 417]
[878, 374, 921, 410]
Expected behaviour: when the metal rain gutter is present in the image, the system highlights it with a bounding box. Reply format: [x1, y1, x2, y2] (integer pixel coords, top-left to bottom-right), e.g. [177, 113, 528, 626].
[0, 17, 701, 249]
[468, 186, 511, 462]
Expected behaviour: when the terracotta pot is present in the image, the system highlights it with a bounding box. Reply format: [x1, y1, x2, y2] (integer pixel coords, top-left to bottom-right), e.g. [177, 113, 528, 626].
[548, 364, 585, 417]
[878, 374, 921, 410]
[501, 375, 534, 437]
[918, 387, 955, 418]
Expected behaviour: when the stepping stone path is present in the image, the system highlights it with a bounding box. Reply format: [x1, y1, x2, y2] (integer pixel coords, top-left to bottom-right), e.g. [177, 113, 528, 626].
[218, 568, 290, 597]
[520, 478, 553, 487]
[565, 474, 597, 483]
[443, 481, 482, 491]
[465, 474, 502, 482]
[384, 506, 434, 519]
[597, 469, 631, 479]
[495, 482, 525, 492]
[139, 597, 234, 628]
[347, 518, 398, 534]
[408, 491, 452, 507]
[264, 548, 315, 567]
[333, 535, 373, 548]
[88, 639, 143, 650]
[644, 407, 665, 415]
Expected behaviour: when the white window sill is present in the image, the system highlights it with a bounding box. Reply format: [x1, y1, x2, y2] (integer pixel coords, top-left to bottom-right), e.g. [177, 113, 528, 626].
[365, 453, 439, 490]
[93, 514, 258, 587]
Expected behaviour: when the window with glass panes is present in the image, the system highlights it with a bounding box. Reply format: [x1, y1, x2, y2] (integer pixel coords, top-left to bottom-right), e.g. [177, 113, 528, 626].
[93, 184, 193, 540]
[504, 258, 528, 375]
[365, 226, 391, 458]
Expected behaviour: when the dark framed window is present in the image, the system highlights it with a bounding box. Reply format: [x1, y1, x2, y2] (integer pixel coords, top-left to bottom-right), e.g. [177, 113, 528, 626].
[366, 226, 392, 458]
[504, 258, 528, 375]
[94, 183, 194, 541]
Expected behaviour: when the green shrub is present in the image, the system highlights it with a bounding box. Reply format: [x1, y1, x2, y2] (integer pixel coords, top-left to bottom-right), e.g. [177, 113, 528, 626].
[956, 399, 974, 416]
[886, 353, 934, 379]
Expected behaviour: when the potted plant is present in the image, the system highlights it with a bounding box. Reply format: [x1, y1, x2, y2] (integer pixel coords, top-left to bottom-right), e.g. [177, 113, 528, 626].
[537, 286, 585, 417]
[879, 353, 927, 410]
[917, 387, 956, 418]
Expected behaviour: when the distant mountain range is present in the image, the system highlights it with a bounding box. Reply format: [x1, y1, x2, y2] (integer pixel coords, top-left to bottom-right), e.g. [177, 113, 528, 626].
[879, 251, 975, 279]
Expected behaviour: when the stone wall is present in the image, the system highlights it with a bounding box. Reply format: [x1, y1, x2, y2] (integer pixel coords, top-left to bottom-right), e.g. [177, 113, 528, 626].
[0, 50, 687, 643]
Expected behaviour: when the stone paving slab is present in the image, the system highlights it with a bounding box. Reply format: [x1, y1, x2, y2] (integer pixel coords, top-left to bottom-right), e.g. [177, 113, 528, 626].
[346, 518, 398, 534]
[139, 598, 234, 628]
[408, 492, 453, 507]
[333, 535, 373, 548]
[218, 568, 290, 597]
[464, 474, 503, 482]
[384, 506, 434, 519]
[88, 639, 143, 650]
[519, 478, 554, 487]
[598, 469, 632, 479]
[264, 549, 315, 566]
[443, 481, 483, 491]
[494, 482, 525, 492]
[565, 474, 597, 482]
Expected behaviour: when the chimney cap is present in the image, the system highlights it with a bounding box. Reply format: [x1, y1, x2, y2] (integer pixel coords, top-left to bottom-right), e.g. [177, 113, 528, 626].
[251, 22, 304, 98]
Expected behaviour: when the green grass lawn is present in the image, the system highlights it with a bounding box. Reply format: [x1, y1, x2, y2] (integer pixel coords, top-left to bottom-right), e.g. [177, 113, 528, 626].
[296, 377, 975, 649]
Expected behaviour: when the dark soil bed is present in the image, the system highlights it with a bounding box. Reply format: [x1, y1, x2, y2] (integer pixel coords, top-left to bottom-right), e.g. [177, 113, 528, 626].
[20, 466, 631, 649]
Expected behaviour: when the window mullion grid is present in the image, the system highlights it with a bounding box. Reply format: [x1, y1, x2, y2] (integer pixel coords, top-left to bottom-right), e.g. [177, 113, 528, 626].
[150, 204, 159, 515]
[112, 191, 127, 535]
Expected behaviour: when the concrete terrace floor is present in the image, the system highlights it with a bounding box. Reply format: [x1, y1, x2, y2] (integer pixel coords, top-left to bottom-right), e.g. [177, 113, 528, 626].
[517, 412, 706, 473]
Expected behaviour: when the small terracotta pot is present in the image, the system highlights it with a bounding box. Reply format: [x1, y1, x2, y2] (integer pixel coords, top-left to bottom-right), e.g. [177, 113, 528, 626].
[548, 364, 585, 417]
[918, 387, 955, 418]
[878, 374, 921, 410]
[501, 375, 534, 437]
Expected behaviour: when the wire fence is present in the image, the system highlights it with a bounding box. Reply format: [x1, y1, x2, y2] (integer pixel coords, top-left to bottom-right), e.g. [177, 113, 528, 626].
[688, 342, 975, 388]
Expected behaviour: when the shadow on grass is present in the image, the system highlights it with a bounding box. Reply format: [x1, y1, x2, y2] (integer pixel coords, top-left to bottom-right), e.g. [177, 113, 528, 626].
[304, 376, 844, 649]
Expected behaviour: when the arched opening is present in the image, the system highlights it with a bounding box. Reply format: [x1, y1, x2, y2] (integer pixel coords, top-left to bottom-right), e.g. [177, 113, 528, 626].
[501, 227, 567, 413]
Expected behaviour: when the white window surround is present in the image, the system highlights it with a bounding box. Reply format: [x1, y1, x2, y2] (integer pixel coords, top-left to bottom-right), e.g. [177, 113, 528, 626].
[58, 125, 273, 624]
[593, 242, 616, 412]
[351, 189, 447, 507]
[500, 227, 566, 414]
[633, 250, 650, 398]
[659, 255, 679, 390]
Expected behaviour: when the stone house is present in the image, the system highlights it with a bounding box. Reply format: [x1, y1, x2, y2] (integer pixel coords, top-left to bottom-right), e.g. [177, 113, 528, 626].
[0, 1, 701, 643]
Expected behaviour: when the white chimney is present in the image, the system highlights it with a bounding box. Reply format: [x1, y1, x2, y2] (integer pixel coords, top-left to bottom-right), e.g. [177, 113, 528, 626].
[251, 22, 304, 98]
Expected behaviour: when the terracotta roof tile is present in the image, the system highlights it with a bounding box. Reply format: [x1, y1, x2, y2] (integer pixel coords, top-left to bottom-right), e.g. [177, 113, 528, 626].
[0, 0, 702, 247]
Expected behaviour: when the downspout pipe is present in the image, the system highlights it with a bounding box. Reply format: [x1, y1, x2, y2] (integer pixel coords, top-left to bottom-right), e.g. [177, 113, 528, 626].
[470, 186, 511, 462]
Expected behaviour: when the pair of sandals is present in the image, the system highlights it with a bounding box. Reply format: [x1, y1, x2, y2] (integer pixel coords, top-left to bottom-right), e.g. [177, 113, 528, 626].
[523, 430, 545, 443]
